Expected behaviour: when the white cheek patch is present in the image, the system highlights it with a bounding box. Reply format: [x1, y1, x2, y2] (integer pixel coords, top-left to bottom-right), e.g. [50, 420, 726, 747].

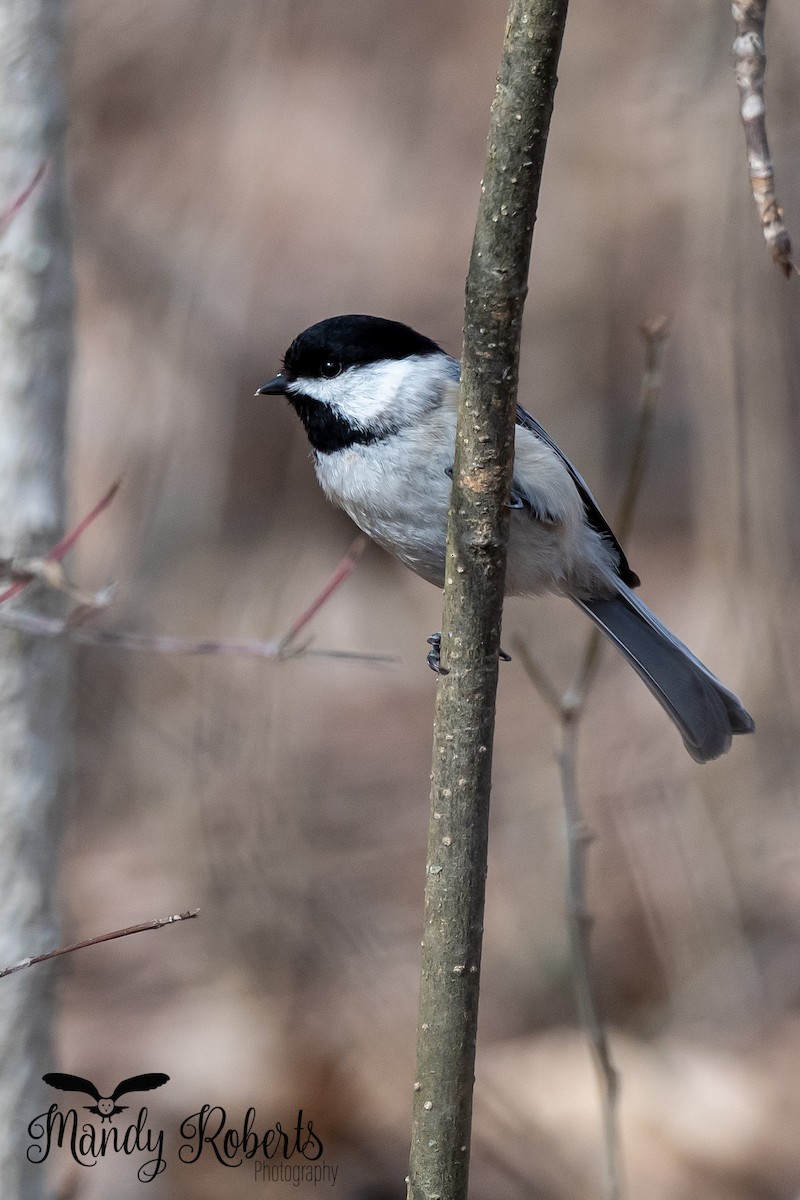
[289, 360, 413, 425]
[289, 356, 457, 428]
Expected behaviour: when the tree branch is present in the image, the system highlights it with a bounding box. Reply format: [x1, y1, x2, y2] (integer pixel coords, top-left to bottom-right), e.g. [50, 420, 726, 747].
[0, 487, 382, 663]
[732, 0, 794, 276]
[0, 480, 119, 605]
[513, 319, 670, 1200]
[408, 4, 570, 1198]
[0, 910, 200, 980]
[571, 317, 669, 700]
[0, 535, 385, 664]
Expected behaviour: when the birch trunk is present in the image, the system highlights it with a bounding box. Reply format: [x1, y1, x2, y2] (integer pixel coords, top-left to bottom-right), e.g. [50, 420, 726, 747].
[0, 2, 73, 1196]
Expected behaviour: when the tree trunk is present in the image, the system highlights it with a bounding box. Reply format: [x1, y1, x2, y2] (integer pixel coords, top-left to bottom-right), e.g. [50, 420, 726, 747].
[0, 2, 73, 1196]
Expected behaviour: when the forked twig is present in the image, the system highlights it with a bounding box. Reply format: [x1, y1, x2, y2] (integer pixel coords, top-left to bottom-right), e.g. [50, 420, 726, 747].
[513, 319, 670, 1200]
[0, 485, 385, 663]
[0, 909, 200, 980]
[0, 480, 120, 605]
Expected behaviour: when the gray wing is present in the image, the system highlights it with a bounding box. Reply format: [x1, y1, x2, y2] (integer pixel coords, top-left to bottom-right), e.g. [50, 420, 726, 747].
[515, 404, 640, 587]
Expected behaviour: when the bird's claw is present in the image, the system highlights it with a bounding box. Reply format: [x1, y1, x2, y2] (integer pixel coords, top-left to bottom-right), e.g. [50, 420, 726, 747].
[427, 633, 449, 674]
[427, 633, 511, 671]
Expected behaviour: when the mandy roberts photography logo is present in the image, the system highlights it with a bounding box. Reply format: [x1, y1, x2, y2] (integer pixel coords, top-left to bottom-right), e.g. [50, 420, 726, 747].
[28, 1071, 337, 1185]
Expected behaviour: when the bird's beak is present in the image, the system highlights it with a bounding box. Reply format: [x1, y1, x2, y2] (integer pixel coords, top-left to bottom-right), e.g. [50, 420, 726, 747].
[255, 373, 287, 396]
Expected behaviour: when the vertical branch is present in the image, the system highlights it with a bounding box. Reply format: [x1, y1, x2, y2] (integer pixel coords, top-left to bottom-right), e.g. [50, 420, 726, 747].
[732, 0, 794, 276]
[558, 709, 622, 1200]
[515, 321, 670, 1200]
[0, 3, 74, 1196]
[572, 318, 669, 700]
[407, 3, 570, 1199]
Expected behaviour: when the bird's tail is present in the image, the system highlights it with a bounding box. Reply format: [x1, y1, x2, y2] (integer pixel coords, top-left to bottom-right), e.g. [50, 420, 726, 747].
[574, 582, 754, 763]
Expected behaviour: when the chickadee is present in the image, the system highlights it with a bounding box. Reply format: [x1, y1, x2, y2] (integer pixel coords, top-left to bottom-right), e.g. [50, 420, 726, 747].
[258, 314, 754, 762]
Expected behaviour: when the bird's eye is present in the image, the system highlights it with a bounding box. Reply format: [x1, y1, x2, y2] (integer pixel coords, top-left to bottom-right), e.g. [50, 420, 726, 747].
[320, 359, 341, 379]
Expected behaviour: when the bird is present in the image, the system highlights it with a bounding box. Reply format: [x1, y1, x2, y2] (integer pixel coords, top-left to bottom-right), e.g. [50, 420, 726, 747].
[42, 1072, 170, 1122]
[257, 314, 754, 763]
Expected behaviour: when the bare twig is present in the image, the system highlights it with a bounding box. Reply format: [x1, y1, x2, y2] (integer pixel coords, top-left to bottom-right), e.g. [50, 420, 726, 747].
[0, 909, 200, 980]
[277, 535, 367, 652]
[732, 0, 794, 276]
[613, 319, 670, 550]
[572, 317, 670, 699]
[408, 3, 570, 1199]
[0, 534, 387, 664]
[0, 480, 120, 605]
[0, 557, 115, 608]
[513, 320, 671, 1200]
[0, 161, 45, 240]
[512, 639, 562, 714]
[0, 484, 375, 658]
[0, 609, 391, 663]
[514, 637, 626, 1200]
[558, 708, 622, 1200]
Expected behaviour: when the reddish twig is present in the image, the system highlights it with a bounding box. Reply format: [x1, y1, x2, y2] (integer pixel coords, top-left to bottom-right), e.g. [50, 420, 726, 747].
[0, 161, 46, 240]
[277, 535, 367, 652]
[0, 531, 389, 664]
[0, 478, 380, 661]
[0, 909, 200, 980]
[732, 0, 794, 276]
[0, 480, 120, 605]
[49, 480, 121, 560]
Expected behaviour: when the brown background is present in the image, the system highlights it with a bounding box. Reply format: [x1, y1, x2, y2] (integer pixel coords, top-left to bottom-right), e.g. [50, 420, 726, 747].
[47, 1, 800, 1195]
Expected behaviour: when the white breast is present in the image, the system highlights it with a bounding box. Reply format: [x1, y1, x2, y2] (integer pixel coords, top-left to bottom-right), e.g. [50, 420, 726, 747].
[314, 407, 455, 586]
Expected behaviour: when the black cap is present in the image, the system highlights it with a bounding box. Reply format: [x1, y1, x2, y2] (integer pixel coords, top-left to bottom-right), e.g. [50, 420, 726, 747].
[281, 315, 442, 381]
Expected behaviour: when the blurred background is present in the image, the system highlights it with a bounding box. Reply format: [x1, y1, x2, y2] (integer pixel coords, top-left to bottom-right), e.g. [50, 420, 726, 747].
[44, 0, 800, 1195]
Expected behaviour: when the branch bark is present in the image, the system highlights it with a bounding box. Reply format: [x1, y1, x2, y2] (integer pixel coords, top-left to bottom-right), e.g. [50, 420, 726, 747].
[0, 910, 200, 980]
[0, 3, 74, 1196]
[407, 4, 570, 1198]
[732, 0, 794, 276]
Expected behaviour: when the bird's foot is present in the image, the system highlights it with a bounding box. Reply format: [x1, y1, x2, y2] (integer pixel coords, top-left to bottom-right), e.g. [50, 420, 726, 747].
[427, 632, 449, 674]
[427, 633, 511, 672]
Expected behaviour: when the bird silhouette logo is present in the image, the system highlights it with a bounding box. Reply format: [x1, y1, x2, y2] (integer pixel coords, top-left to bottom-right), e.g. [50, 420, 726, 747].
[42, 1072, 170, 1122]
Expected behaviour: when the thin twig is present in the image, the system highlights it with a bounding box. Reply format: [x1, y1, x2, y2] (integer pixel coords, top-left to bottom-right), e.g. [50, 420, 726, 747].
[573, 317, 670, 699]
[559, 713, 622, 1200]
[614, 319, 670, 549]
[0, 557, 115, 608]
[1, 486, 378, 661]
[514, 320, 671, 1200]
[0, 909, 200, 979]
[0, 536, 388, 665]
[512, 638, 562, 715]
[0, 480, 120, 605]
[0, 161, 46, 240]
[0, 610, 391, 664]
[732, 0, 794, 276]
[277, 536, 367, 652]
